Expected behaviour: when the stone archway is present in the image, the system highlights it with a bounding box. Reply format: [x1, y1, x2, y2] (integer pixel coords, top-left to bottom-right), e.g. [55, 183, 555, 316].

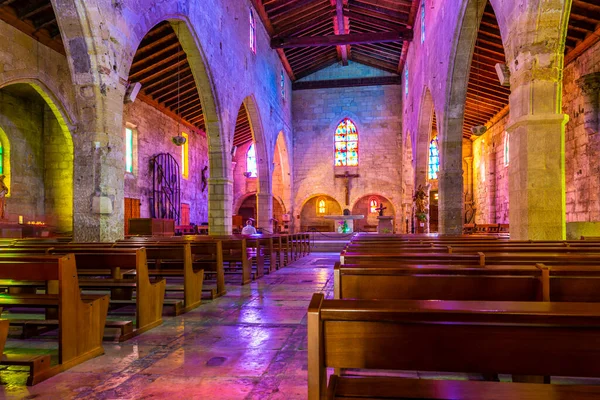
[351, 195, 396, 233]
[273, 131, 291, 222]
[0, 82, 74, 233]
[300, 195, 342, 232]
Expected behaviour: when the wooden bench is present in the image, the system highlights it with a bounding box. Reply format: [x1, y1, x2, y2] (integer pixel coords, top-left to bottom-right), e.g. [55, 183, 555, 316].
[327, 375, 600, 399]
[308, 293, 600, 399]
[45, 248, 166, 340]
[0, 254, 107, 385]
[334, 262, 600, 303]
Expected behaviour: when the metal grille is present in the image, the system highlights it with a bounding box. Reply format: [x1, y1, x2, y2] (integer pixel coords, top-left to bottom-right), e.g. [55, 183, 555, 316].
[150, 153, 181, 224]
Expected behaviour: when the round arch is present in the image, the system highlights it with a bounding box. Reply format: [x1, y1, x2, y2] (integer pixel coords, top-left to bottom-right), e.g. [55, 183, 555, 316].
[123, 18, 230, 234]
[0, 81, 74, 233]
[299, 194, 343, 232]
[351, 194, 397, 232]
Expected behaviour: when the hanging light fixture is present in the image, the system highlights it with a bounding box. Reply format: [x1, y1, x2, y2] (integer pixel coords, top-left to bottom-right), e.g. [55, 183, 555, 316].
[471, 0, 487, 137]
[172, 22, 187, 147]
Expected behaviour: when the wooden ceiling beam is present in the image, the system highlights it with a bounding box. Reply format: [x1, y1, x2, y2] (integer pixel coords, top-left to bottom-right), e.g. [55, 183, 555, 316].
[249, 0, 296, 80]
[137, 93, 203, 135]
[294, 57, 339, 80]
[130, 50, 187, 80]
[272, 31, 408, 48]
[351, 52, 398, 73]
[0, 7, 64, 54]
[343, 9, 410, 32]
[275, 9, 336, 38]
[143, 66, 191, 92]
[266, 0, 322, 19]
[351, 1, 409, 23]
[565, 25, 600, 64]
[332, 0, 349, 65]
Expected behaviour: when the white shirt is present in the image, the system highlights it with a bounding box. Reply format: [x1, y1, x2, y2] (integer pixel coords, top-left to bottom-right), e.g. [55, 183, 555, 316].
[241, 225, 257, 235]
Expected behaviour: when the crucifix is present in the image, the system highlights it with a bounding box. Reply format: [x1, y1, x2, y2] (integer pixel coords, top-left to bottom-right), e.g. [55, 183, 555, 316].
[334, 170, 360, 206]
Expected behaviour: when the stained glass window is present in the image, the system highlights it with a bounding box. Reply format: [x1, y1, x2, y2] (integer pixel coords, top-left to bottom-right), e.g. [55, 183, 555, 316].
[247, 143, 258, 178]
[421, 2, 426, 43]
[0, 143, 4, 175]
[181, 132, 189, 179]
[404, 67, 409, 97]
[428, 137, 439, 180]
[334, 118, 358, 167]
[125, 127, 134, 173]
[249, 8, 256, 54]
[504, 132, 509, 167]
[281, 70, 285, 98]
[369, 198, 378, 214]
[317, 199, 327, 215]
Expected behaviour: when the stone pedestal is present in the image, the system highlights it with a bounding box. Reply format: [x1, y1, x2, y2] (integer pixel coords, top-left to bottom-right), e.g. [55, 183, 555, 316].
[377, 216, 394, 234]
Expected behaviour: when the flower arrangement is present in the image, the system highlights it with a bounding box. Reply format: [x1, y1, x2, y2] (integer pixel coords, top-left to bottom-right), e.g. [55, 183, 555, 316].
[416, 212, 428, 222]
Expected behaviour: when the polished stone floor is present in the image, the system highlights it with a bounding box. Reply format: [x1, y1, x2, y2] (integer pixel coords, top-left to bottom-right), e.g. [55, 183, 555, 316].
[0, 253, 337, 400]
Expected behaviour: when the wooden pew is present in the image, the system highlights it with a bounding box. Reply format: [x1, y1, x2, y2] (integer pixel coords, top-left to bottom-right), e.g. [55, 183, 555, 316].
[308, 293, 600, 400]
[46, 248, 167, 339]
[334, 262, 600, 303]
[0, 254, 108, 385]
[116, 239, 225, 297]
[327, 375, 600, 400]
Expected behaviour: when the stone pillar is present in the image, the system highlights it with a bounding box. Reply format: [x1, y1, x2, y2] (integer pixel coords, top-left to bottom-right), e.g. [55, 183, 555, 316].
[256, 192, 273, 233]
[438, 117, 464, 234]
[507, 113, 568, 240]
[576, 72, 600, 135]
[208, 177, 233, 235]
[73, 84, 126, 242]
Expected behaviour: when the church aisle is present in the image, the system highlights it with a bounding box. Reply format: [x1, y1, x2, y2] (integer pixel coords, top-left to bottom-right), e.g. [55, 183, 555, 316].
[2, 253, 338, 400]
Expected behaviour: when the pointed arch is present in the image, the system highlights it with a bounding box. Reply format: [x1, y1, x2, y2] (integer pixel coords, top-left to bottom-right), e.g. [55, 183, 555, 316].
[416, 87, 436, 185]
[273, 131, 291, 215]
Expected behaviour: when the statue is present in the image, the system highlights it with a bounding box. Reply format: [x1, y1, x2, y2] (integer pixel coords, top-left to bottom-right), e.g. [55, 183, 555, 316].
[0, 175, 8, 219]
[201, 166, 208, 192]
[413, 185, 429, 221]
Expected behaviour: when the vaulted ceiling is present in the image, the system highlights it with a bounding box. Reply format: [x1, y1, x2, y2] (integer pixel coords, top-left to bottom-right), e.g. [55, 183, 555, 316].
[252, 0, 418, 80]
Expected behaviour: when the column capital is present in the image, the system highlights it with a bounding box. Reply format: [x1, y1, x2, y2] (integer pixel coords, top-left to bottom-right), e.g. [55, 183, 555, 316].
[506, 113, 569, 133]
[464, 156, 474, 165]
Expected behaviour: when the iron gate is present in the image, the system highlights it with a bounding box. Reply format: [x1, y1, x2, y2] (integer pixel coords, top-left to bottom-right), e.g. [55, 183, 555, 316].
[150, 153, 181, 224]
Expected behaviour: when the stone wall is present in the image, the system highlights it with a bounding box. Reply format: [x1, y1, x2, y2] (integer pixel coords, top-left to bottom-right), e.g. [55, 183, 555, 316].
[292, 62, 404, 232]
[123, 100, 209, 225]
[564, 39, 600, 223]
[0, 85, 74, 231]
[471, 114, 509, 224]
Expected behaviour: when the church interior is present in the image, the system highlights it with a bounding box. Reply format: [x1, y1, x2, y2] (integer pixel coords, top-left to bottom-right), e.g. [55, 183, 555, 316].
[0, 0, 597, 398]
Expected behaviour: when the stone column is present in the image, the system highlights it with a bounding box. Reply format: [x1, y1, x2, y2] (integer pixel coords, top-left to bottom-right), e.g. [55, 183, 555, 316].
[438, 117, 464, 234]
[208, 176, 233, 235]
[576, 72, 600, 135]
[256, 192, 273, 233]
[507, 113, 568, 240]
[73, 83, 126, 242]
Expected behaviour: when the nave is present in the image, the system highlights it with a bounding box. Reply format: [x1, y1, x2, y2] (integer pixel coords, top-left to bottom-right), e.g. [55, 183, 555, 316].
[2, 253, 337, 400]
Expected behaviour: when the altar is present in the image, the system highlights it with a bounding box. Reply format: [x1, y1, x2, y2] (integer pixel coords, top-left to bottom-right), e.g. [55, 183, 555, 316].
[323, 215, 365, 233]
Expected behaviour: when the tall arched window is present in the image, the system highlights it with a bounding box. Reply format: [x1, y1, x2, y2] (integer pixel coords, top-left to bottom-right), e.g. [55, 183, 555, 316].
[428, 137, 439, 180]
[247, 143, 258, 178]
[249, 8, 257, 54]
[334, 118, 358, 167]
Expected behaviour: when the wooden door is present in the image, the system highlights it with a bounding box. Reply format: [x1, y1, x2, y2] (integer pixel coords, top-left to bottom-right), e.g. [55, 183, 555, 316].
[124, 198, 141, 235]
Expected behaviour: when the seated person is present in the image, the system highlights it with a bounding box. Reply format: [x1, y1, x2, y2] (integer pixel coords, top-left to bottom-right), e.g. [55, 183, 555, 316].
[241, 218, 257, 235]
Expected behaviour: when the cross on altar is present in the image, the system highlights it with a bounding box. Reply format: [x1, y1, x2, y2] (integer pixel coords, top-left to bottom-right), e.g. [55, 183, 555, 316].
[334, 170, 360, 206]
